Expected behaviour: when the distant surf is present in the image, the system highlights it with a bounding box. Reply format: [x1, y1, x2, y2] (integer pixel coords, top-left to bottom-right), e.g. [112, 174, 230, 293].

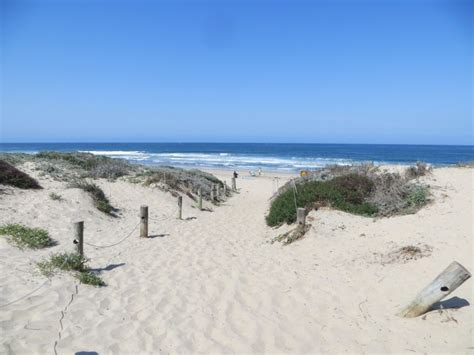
[1, 143, 473, 172]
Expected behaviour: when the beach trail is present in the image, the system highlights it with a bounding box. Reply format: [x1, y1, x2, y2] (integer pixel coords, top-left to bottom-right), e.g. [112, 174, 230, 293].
[0, 167, 473, 353]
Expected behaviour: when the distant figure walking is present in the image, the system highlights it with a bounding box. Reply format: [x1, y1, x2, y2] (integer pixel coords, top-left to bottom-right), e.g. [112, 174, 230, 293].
[233, 171, 239, 179]
[258, 168, 262, 176]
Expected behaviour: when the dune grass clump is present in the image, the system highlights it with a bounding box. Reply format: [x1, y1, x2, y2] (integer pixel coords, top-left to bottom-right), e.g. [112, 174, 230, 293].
[33, 151, 134, 181]
[367, 172, 430, 216]
[36, 151, 106, 170]
[37, 252, 105, 287]
[266, 174, 378, 226]
[0, 224, 56, 249]
[144, 166, 226, 201]
[68, 180, 115, 214]
[89, 160, 131, 179]
[49, 192, 63, 201]
[0, 160, 42, 189]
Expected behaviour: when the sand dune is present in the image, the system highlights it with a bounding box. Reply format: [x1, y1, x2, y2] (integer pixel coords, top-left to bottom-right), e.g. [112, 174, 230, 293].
[0, 166, 473, 354]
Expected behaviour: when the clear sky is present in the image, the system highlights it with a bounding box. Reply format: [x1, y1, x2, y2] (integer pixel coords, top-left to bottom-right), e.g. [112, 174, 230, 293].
[1, 0, 472, 145]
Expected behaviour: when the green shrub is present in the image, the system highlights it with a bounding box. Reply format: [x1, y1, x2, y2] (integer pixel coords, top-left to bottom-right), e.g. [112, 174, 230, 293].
[76, 270, 106, 286]
[0, 160, 42, 189]
[0, 224, 56, 249]
[68, 180, 115, 214]
[37, 252, 105, 287]
[266, 175, 378, 226]
[402, 185, 429, 213]
[37, 252, 86, 276]
[36, 151, 102, 170]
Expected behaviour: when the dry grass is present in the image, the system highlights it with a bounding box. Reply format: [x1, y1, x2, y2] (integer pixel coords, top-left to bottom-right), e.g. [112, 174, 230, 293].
[375, 244, 433, 264]
[271, 224, 311, 245]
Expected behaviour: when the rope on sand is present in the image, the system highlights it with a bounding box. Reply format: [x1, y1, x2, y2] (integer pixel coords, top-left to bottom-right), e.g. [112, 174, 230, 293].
[83, 221, 140, 249]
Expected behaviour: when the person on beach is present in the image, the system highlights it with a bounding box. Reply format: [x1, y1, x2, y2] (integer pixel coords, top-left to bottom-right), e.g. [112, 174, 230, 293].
[233, 171, 239, 179]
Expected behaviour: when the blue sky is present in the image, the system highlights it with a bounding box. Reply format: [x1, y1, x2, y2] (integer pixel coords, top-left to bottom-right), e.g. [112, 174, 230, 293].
[1, 0, 472, 144]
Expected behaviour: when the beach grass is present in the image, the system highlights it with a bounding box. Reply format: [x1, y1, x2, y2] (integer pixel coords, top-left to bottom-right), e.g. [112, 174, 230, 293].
[37, 252, 106, 287]
[68, 180, 115, 214]
[49, 192, 63, 201]
[0, 224, 56, 249]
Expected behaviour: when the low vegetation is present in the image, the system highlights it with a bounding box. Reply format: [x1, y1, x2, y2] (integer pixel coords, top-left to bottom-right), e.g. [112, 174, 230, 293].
[143, 166, 226, 202]
[0, 152, 228, 204]
[0, 224, 56, 249]
[49, 192, 63, 201]
[68, 180, 115, 214]
[268, 163, 431, 227]
[377, 244, 433, 264]
[271, 224, 311, 245]
[405, 161, 431, 180]
[267, 174, 378, 226]
[0, 160, 42, 189]
[37, 252, 105, 287]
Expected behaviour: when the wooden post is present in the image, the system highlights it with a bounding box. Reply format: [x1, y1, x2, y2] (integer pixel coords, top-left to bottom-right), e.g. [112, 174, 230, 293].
[198, 188, 202, 210]
[210, 184, 215, 201]
[74, 221, 84, 257]
[177, 196, 183, 220]
[232, 177, 236, 191]
[398, 261, 471, 318]
[223, 181, 227, 196]
[296, 208, 306, 226]
[217, 185, 221, 200]
[140, 205, 148, 238]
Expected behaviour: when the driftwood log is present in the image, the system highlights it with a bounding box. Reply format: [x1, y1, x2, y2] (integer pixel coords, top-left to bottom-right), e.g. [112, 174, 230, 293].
[398, 261, 471, 318]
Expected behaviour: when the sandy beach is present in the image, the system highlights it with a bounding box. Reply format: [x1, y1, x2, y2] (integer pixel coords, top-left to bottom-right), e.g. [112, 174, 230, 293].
[0, 165, 473, 354]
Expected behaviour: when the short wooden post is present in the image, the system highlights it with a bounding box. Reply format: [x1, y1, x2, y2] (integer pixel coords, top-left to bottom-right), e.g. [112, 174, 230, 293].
[231, 177, 236, 191]
[74, 221, 84, 257]
[210, 184, 215, 201]
[296, 208, 306, 226]
[177, 196, 183, 220]
[198, 188, 202, 210]
[217, 185, 221, 200]
[223, 181, 227, 196]
[140, 205, 148, 238]
[398, 261, 471, 318]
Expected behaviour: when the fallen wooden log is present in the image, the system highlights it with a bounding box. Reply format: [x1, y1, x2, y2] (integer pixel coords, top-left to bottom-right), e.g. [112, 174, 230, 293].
[398, 261, 471, 318]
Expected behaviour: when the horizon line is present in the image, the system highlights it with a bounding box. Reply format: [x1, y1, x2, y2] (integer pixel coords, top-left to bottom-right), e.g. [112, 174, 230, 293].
[0, 142, 473, 147]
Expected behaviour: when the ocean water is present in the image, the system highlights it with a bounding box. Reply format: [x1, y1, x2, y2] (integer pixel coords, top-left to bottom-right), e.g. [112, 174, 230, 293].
[0, 143, 473, 172]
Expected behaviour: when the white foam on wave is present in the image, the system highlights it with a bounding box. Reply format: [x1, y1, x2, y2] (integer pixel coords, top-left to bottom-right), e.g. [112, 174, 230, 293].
[80, 150, 369, 171]
[79, 150, 146, 156]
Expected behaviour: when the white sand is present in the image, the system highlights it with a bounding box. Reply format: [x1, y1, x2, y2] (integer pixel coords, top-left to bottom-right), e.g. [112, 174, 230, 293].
[0, 166, 473, 353]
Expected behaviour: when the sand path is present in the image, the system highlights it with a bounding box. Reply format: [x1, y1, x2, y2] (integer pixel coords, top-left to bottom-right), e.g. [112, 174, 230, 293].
[1, 168, 473, 353]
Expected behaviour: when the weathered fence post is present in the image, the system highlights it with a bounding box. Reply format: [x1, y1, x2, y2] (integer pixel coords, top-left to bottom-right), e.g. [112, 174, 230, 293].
[217, 185, 221, 200]
[231, 177, 236, 191]
[198, 188, 202, 210]
[223, 181, 227, 196]
[398, 261, 471, 318]
[177, 196, 183, 220]
[210, 184, 215, 201]
[74, 221, 84, 257]
[296, 208, 306, 226]
[140, 205, 148, 238]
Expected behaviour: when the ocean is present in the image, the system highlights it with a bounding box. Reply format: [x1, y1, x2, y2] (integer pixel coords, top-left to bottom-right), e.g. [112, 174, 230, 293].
[0, 143, 473, 172]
